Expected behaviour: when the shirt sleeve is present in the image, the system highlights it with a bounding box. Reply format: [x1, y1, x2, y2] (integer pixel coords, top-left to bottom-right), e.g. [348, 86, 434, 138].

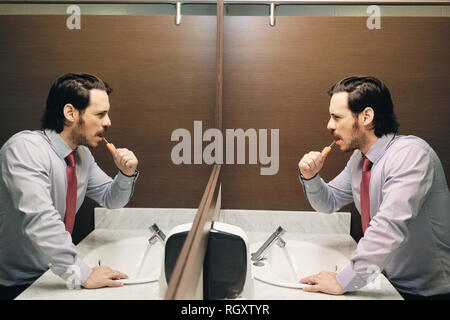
[84, 153, 138, 209]
[0, 138, 92, 284]
[298, 159, 354, 213]
[336, 144, 435, 291]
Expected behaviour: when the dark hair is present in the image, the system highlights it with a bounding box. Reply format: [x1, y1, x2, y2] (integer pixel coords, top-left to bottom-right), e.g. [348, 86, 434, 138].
[41, 73, 113, 133]
[327, 76, 399, 137]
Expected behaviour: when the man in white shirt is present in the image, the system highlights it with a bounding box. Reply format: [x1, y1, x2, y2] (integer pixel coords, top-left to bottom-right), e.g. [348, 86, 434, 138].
[0, 73, 139, 299]
[297, 76, 450, 299]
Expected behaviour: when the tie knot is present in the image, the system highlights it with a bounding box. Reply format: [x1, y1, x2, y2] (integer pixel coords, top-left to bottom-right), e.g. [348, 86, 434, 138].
[65, 151, 76, 168]
[362, 156, 372, 172]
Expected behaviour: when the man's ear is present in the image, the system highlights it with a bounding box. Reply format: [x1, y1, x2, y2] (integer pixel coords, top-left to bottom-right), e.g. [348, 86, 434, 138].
[63, 104, 79, 124]
[361, 107, 374, 127]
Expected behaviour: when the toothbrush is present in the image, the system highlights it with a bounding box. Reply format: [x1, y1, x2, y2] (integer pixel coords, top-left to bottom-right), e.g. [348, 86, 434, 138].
[321, 140, 336, 157]
[103, 137, 116, 153]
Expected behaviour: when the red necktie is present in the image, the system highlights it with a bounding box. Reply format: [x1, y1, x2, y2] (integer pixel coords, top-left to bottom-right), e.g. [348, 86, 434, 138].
[360, 156, 373, 234]
[65, 151, 77, 234]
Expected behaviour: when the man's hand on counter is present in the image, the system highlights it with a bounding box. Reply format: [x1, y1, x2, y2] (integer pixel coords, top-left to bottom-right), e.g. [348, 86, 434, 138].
[299, 271, 346, 295]
[82, 266, 129, 289]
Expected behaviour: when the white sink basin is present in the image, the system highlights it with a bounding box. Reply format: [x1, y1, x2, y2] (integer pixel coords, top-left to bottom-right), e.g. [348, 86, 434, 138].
[250, 240, 350, 289]
[83, 236, 163, 285]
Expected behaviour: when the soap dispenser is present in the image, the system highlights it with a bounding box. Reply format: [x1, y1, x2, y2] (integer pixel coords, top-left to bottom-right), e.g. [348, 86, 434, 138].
[158, 222, 254, 300]
[203, 222, 254, 300]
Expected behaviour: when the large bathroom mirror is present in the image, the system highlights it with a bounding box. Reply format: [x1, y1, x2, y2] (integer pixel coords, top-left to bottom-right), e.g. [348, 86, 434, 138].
[0, 3, 219, 244]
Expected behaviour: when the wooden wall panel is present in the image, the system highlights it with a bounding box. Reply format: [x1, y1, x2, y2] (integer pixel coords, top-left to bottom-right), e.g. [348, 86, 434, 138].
[1, 15, 449, 243]
[222, 17, 450, 239]
[0, 15, 217, 243]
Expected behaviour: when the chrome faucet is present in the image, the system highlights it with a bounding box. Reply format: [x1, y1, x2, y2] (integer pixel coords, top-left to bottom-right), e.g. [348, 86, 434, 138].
[148, 223, 166, 244]
[251, 226, 286, 262]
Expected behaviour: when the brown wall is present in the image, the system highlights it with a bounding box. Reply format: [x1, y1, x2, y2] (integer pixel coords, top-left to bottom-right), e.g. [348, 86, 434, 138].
[0, 15, 217, 243]
[1, 15, 449, 243]
[222, 17, 450, 240]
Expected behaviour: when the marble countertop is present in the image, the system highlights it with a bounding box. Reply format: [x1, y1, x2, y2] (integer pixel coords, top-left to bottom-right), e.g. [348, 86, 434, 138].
[16, 229, 161, 300]
[16, 208, 402, 300]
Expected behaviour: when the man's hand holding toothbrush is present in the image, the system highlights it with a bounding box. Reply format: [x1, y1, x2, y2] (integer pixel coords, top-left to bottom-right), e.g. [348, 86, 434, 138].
[103, 137, 138, 176]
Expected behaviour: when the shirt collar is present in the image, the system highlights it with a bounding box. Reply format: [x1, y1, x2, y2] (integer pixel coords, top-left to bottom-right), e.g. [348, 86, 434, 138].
[364, 133, 396, 165]
[43, 129, 75, 159]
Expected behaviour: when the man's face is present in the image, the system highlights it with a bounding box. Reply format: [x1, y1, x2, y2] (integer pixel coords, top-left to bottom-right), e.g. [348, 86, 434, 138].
[327, 92, 367, 153]
[71, 89, 111, 148]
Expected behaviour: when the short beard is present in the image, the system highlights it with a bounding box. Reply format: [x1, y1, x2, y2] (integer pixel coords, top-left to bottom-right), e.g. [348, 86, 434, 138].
[70, 115, 90, 148]
[343, 120, 368, 153]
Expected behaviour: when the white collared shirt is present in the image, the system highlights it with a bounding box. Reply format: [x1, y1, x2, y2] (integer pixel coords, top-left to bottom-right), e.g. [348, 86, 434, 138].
[299, 133, 450, 296]
[0, 130, 138, 286]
